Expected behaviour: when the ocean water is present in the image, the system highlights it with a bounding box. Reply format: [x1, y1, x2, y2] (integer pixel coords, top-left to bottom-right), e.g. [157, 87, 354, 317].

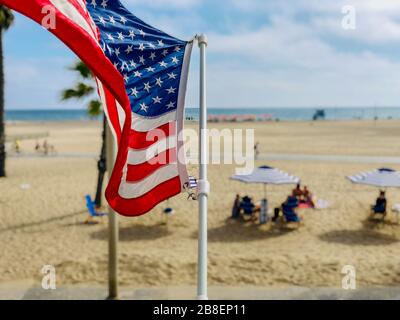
[5, 107, 400, 122]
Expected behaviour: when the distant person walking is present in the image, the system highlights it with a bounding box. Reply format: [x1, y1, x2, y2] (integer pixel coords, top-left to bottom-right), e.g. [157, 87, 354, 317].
[43, 140, 49, 156]
[14, 140, 21, 154]
[35, 140, 41, 153]
[254, 142, 260, 160]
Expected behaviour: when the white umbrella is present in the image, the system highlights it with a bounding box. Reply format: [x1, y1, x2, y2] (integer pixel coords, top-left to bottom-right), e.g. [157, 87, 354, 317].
[347, 168, 400, 188]
[231, 165, 300, 199]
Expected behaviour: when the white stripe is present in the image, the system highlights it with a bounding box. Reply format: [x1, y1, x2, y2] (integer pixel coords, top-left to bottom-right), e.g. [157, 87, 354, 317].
[96, 79, 118, 144]
[131, 111, 177, 132]
[118, 164, 179, 199]
[116, 101, 126, 133]
[127, 136, 177, 165]
[50, 0, 97, 42]
[75, 0, 88, 12]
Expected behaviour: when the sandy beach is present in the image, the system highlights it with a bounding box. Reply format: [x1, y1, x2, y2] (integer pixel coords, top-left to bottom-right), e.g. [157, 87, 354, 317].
[1, 119, 400, 290]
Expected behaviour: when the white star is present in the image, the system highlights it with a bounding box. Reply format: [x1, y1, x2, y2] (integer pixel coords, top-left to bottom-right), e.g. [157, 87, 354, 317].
[162, 49, 169, 56]
[138, 43, 145, 51]
[144, 82, 152, 92]
[148, 42, 156, 49]
[120, 16, 127, 24]
[113, 62, 119, 69]
[119, 63, 125, 72]
[172, 57, 179, 64]
[106, 33, 114, 41]
[101, 0, 108, 8]
[115, 47, 120, 56]
[91, 0, 97, 7]
[109, 16, 116, 25]
[125, 45, 133, 54]
[128, 30, 135, 40]
[139, 29, 146, 37]
[166, 87, 176, 94]
[152, 96, 162, 104]
[131, 87, 138, 97]
[139, 56, 146, 64]
[158, 40, 164, 47]
[130, 60, 137, 68]
[117, 32, 124, 41]
[174, 46, 181, 52]
[123, 74, 129, 82]
[155, 77, 163, 87]
[140, 103, 149, 112]
[168, 72, 177, 79]
[166, 101, 176, 109]
[134, 71, 142, 78]
[149, 52, 156, 60]
[146, 66, 155, 73]
[159, 61, 168, 68]
[98, 16, 106, 26]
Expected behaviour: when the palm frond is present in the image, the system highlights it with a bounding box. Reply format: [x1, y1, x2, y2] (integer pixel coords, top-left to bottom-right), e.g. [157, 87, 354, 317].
[0, 6, 14, 30]
[61, 82, 94, 101]
[87, 100, 102, 117]
[68, 61, 93, 79]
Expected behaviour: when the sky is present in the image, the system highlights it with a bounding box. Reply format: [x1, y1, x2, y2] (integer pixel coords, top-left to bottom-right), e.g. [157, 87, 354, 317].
[5, 0, 400, 110]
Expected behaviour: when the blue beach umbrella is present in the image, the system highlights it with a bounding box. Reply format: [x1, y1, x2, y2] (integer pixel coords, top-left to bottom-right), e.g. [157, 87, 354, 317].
[347, 168, 400, 188]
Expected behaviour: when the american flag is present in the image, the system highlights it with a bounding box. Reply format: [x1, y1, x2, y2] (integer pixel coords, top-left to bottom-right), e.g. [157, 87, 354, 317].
[3, 0, 194, 217]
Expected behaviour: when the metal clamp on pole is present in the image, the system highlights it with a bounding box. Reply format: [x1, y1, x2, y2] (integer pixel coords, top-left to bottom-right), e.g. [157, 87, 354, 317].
[197, 179, 210, 198]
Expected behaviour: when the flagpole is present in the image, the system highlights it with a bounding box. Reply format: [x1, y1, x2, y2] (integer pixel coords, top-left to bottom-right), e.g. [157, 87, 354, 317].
[106, 122, 119, 300]
[197, 34, 209, 301]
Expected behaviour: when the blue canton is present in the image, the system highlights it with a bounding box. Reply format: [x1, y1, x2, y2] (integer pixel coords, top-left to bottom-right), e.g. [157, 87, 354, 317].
[87, 0, 188, 118]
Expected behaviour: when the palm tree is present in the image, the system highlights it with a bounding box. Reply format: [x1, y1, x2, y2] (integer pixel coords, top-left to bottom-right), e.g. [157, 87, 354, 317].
[62, 61, 107, 208]
[0, 6, 14, 178]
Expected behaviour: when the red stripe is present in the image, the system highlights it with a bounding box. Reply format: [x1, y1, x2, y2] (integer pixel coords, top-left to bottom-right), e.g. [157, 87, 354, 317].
[106, 176, 182, 217]
[126, 148, 177, 182]
[67, 0, 98, 40]
[129, 122, 176, 150]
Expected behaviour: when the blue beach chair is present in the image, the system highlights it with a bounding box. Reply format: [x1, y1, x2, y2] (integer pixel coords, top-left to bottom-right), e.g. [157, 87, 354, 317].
[282, 204, 301, 224]
[85, 195, 107, 223]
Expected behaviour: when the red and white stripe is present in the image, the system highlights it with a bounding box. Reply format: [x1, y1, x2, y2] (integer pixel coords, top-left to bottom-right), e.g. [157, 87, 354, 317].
[4, 0, 192, 217]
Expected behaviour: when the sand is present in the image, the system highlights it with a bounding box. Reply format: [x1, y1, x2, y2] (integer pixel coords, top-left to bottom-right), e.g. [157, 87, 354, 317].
[1, 119, 400, 290]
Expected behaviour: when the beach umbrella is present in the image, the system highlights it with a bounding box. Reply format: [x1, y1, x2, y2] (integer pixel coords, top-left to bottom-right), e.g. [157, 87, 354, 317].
[347, 168, 400, 188]
[231, 165, 300, 199]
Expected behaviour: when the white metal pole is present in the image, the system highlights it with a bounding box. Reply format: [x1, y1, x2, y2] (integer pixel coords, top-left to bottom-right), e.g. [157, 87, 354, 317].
[197, 34, 209, 301]
[106, 123, 119, 300]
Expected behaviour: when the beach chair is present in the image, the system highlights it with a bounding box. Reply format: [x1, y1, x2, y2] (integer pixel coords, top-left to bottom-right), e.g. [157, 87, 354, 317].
[240, 197, 256, 221]
[282, 204, 301, 227]
[85, 195, 107, 223]
[370, 203, 387, 221]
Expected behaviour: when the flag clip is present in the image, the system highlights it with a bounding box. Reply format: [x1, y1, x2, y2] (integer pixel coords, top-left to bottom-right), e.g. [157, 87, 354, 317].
[183, 177, 198, 201]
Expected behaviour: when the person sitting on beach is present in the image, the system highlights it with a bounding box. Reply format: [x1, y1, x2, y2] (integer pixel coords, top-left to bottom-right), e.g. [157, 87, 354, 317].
[282, 195, 302, 223]
[231, 194, 241, 219]
[240, 196, 257, 221]
[371, 191, 387, 218]
[292, 184, 303, 200]
[302, 186, 315, 208]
